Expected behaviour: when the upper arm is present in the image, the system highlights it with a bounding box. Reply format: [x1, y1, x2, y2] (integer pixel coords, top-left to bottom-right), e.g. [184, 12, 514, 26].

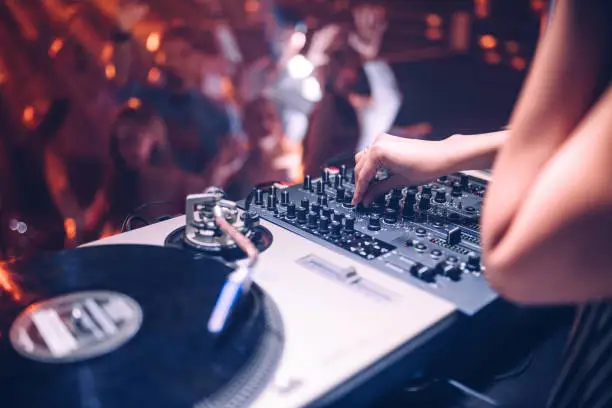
[484, 85, 612, 304]
[483, 0, 612, 249]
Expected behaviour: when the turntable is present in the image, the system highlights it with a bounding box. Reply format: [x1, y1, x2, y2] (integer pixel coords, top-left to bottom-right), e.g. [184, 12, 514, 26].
[81, 181, 471, 408]
[0, 244, 283, 408]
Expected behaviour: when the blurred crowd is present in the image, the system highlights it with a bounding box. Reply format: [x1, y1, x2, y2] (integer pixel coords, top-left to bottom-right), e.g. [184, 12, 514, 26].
[0, 0, 412, 259]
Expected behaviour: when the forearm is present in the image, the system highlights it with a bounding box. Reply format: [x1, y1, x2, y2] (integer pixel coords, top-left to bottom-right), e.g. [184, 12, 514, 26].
[444, 130, 507, 173]
[484, 0, 612, 249]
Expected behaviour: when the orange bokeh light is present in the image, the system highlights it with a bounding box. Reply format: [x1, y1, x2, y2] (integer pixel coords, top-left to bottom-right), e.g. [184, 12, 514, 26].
[484, 51, 501, 65]
[146, 32, 161, 52]
[511, 56, 527, 71]
[426, 14, 443, 27]
[479, 34, 497, 50]
[105, 64, 116, 79]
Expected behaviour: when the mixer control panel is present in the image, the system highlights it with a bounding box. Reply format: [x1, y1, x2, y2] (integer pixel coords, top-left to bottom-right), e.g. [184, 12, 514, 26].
[239, 166, 495, 315]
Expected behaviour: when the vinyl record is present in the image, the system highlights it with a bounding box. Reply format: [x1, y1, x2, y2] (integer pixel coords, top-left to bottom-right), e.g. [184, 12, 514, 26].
[0, 245, 283, 408]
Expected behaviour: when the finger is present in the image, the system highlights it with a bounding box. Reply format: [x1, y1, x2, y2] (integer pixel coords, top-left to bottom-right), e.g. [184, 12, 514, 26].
[362, 175, 404, 207]
[354, 147, 368, 163]
[352, 154, 378, 205]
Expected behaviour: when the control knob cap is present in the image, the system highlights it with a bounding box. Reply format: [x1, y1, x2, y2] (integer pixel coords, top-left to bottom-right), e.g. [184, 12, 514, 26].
[332, 211, 344, 223]
[267, 194, 276, 211]
[311, 203, 321, 214]
[336, 187, 345, 203]
[333, 174, 341, 188]
[466, 252, 481, 271]
[370, 202, 384, 215]
[421, 185, 433, 196]
[286, 203, 297, 219]
[303, 175, 312, 191]
[296, 207, 307, 224]
[419, 195, 431, 211]
[331, 221, 342, 237]
[322, 207, 332, 218]
[254, 188, 264, 205]
[435, 261, 461, 280]
[319, 216, 330, 233]
[460, 174, 469, 189]
[316, 180, 324, 195]
[340, 164, 348, 180]
[368, 214, 382, 231]
[451, 182, 463, 197]
[307, 211, 319, 228]
[343, 191, 355, 207]
[280, 189, 290, 206]
[402, 201, 415, 218]
[410, 263, 436, 282]
[344, 215, 356, 231]
[318, 194, 328, 206]
[405, 189, 417, 205]
[300, 198, 310, 210]
[383, 208, 398, 224]
[434, 190, 447, 203]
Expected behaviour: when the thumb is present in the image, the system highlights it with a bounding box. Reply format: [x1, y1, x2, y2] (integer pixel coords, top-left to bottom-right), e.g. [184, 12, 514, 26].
[362, 175, 407, 207]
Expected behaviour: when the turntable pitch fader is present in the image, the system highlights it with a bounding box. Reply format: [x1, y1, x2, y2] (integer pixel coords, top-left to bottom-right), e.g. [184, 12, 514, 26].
[85, 169, 509, 408]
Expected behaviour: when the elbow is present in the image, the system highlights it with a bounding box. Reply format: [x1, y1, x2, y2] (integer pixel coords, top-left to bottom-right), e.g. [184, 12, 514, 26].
[484, 250, 543, 305]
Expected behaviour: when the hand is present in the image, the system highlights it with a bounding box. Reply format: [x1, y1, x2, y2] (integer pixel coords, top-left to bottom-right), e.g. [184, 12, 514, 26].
[117, 1, 148, 31]
[306, 24, 341, 66]
[352, 134, 458, 206]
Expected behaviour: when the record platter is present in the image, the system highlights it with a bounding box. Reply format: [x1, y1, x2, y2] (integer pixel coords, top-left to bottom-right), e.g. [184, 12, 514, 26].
[0, 245, 284, 408]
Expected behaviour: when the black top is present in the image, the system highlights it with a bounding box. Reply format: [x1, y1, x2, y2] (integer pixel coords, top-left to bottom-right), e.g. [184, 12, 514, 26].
[547, 302, 612, 408]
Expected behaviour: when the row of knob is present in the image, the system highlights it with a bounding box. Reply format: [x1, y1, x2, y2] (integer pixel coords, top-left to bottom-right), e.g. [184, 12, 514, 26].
[406, 252, 482, 283]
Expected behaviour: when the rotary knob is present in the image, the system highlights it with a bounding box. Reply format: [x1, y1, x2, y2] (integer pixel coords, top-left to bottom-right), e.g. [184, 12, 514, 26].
[419, 195, 431, 211]
[321, 207, 332, 218]
[368, 214, 382, 231]
[280, 190, 290, 206]
[311, 203, 321, 214]
[402, 201, 415, 218]
[331, 221, 342, 237]
[370, 203, 384, 215]
[383, 208, 398, 224]
[316, 180, 324, 195]
[286, 203, 297, 219]
[300, 198, 310, 210]
[421, 185, 433, 196]
[332, 211, 344, 223]
[254, 188, 264, 205]
[451, 182, 462, 197]
[460, 174, 469, 189]
[343, 191, 354, 207]
[344, 215, 356, 231]
[336, 187, 345, 203]
[307, 211, 318, 229]
[270, 186, 278, 203]
[434, 190, 447, 203]
[410, 263, 436, 282]
[296, 207, 307, 224]
[319, 216, 330, 233]
[318, 194, 328, 206]
[267, 194, 276, 211]
[340, 164, 348, 180]
[466, 252, 481, 272]
[333, 174, 341, 188]
[303, 174, 312, 191]
[322, 168, 331, 185]
[435, 261, 461, 280]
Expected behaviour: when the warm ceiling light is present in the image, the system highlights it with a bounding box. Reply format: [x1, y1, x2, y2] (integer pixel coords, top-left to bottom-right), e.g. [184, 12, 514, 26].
[146, 32, 161, 52]
[505, 41, 519, 54]
[127, 97, 142, 109]
[49, 38, 64, 57]
[426, 14, 442, 27]
[425, 28, 443, 41]
[105, 64, 116, 79]
[479, 34, 497, 50]
[511, 56, 527, 71]
[484, 51, 501, 65]
[147, 67, 162, 84]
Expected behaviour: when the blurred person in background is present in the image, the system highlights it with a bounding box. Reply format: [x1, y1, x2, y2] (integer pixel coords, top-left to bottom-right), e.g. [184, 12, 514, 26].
[112, 1, 245, 189]
[301, 25, 371, 176]
[87, 104, 226, 235]
[349, 2, 403, 152]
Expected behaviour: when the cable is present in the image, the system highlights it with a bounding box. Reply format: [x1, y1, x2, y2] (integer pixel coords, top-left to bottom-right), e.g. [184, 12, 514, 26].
[493, 353, 534, 382]
[120, 201, 176, 233]
[125, 215, 150, 232]
[403, 377, 502, 407]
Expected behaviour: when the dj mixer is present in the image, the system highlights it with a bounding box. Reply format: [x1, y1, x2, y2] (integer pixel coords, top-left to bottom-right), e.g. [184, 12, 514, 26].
[236, 166, 493, 315]
[2, 166, 541, 408]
